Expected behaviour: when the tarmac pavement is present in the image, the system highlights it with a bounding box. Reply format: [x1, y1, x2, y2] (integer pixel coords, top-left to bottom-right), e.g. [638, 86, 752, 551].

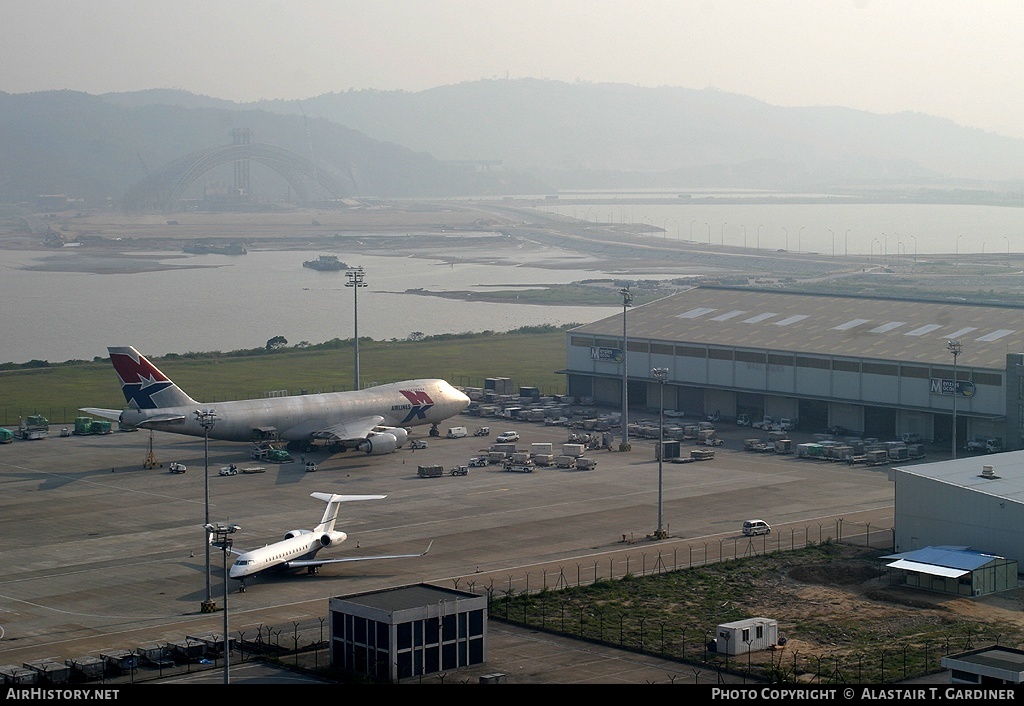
[0, 413, 902, 684]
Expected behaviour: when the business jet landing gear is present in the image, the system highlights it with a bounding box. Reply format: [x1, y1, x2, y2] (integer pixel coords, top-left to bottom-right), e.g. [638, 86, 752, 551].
[307, 565, 320, 575]
[428, 424, 440, 437]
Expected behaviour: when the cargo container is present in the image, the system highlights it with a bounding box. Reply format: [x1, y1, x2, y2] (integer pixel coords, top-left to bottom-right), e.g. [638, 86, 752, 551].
[554, 455, 577, 468]
[575, 458, 597, 470]
[530, 442, 554, 456]
[797, 443, 825, 459]
[773, 439, 793, 454]
[562, 443, 585, 457]
[417, 464, 444, 478]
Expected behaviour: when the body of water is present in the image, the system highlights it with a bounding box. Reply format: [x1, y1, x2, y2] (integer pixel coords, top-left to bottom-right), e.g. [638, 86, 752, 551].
[1, 249, 620, 365]
[529, 195, 1023, 257]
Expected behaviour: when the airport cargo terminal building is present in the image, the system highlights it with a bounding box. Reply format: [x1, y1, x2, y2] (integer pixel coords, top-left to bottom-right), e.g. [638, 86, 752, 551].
[563, 287, 1024, 449]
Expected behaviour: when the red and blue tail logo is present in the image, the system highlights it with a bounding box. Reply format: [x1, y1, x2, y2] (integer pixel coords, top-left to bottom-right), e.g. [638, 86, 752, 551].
[398, 389, 434, 424]
[108, 347, 195, 410]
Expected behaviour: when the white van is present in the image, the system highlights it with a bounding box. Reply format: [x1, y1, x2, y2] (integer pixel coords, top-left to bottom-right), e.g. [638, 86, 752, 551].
[446, 426, 468, 438]
[742, 519, 772, 536]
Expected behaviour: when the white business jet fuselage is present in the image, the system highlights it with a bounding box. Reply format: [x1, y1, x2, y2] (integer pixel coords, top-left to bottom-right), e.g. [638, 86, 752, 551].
[83, 346, 470, 454]
[226, 492, 430, 588]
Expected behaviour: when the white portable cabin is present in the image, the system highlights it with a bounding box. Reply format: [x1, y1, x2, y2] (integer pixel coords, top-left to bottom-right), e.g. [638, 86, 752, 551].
[713, 617, 779, 655]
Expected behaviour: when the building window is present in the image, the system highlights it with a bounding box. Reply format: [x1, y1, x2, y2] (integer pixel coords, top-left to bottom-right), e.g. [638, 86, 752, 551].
[651, 343, 673, 355]
[796, 356, 830, 369]
[901, 365, 929, 379]
[735, 351, 766, 364]
[862, 362, 897, 376]
[974, 372, 1002, 387]
[676, 345, 707, 358]
[570, 336, 594, 348]
[833, 359, 860, 373]
[708, 348, 734, 361]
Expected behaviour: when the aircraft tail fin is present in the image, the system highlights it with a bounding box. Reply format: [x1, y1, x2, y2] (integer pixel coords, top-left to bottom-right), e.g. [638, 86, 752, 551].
[107, 346, 198, 410]
[311, 492, 387, 533]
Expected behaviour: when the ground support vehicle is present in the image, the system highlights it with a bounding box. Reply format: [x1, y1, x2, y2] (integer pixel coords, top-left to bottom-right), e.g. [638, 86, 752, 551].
[304, 461, 318, 472]
[219, 464, 238, 476]
[15, 415, 49, 440]
[169, 463, 187, 473]
[410, 439, 428, 450]
[468, 456, 488, 467]
[473, 426, 490, 436]
[504, 461, 534, 473]
[966, 437, 1003, 454]
[449, 465, 469, 476]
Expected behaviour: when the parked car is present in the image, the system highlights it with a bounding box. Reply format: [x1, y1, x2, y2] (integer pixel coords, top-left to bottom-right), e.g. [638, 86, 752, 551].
[742, 519, 772, 536]
[496, 431, 520, 443]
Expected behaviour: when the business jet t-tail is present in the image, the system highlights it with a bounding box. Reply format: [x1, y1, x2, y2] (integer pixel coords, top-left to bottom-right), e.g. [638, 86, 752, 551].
[224, 492, 430, 590]
[82, 346, 470, 454]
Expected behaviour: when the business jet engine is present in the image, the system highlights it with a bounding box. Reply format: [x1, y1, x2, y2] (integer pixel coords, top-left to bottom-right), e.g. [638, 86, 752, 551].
[284, 529, 311, 540]
[318, 530, 348, 547]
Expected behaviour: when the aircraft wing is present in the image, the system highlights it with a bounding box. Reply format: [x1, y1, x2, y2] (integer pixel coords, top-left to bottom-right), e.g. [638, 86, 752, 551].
[286, 540, 433, 569]
[311, 415, 386, 443]
[79, 407, 188, 426]
[79, 407, 124, 422]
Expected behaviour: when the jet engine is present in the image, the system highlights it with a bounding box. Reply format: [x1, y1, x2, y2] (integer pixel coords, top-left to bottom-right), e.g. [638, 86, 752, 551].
[319, 530, 348, 547]
[284, 529, 311, 540]
[357, 431, 399, 455]
[376, 425, 409, 447]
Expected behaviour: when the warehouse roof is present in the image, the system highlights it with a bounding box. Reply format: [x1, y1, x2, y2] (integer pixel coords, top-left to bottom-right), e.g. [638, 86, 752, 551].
[891, 451, 1024, 503]
[571, 287, 1024, 369]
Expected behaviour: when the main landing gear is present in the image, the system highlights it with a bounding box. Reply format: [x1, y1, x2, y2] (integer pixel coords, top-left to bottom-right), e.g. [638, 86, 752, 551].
[428, 424, 440, 437]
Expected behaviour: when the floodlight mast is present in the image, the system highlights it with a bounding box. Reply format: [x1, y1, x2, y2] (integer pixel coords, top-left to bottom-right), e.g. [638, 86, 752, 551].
[619, 286, 633, 451]
[947, 340, 962, 459]
[196, 409, 217, 613]
[652, 367, 669, 539]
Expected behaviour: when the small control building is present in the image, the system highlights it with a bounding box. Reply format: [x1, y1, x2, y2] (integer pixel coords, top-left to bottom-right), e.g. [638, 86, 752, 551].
[329, 583, 487, 682]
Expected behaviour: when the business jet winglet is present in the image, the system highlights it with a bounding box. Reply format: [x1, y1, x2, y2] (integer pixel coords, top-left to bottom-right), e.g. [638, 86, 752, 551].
[82, 346, 470, 454]
[224, 492, 431, 590]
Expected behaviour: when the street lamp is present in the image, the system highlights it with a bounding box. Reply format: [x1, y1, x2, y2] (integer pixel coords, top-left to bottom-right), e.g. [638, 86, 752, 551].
[195, 409, 218, 613]
[757, 224, 764, 250]
[829, 229, 835, 257]
[845, 229, 851, 256]
[947, 340, 962, 459]
[798, 226, 805, 253]
[705, 222, 711, 245]
[782, 227, 788, 251]
[741, 224, 747, 249]
[721, 222, 727, 245]
[956, 234, 964, 257]
[345, 266, 367, 389]
[619, 286, 633, 452]
[206, 522, 241, 684]
[652, 368, 669, 540]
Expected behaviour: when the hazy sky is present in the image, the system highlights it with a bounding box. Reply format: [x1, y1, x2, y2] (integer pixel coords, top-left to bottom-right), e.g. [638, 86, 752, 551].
[4, 1, 1022, 138]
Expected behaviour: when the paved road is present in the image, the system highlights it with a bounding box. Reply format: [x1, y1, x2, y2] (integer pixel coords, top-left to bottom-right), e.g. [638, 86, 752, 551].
[0, 415, 903, 683]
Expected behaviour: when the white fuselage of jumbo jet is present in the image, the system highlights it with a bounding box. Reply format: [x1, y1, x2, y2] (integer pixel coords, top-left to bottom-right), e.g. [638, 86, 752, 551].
[116, 378, 469, 443]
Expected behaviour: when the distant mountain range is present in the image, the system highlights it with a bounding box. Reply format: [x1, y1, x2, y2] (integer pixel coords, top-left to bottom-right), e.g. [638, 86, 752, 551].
[2, 79, 1021, 207]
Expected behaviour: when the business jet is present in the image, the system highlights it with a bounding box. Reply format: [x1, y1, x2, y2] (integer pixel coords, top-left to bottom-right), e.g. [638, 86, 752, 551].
[222, 492, 431, 590]
[82, 346, 470, 454]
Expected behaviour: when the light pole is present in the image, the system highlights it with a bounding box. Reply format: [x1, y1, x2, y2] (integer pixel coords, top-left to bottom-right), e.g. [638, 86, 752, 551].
[829, 229, 835, 257]
[947, 340, 962, 459]
[652, 368, 668, 539]
[345, 266, 367, 389]
[798, 226, 805, 253]
[195, 409, 218, 613]
[956, 234, 964, 258]
[741, 225, 747, 249]
[845, 229, 851, 256]
[782, 227, 788, 251]
[619, 286, 633, 452]
[207, 522, 240, 684]
[757, 224, 764, 250]
[705, 222, 711, 245]
[721, 221, 727, 245]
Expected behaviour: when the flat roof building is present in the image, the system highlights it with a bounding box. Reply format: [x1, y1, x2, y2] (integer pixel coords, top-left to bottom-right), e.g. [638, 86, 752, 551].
[564, 287, 1024, 449]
